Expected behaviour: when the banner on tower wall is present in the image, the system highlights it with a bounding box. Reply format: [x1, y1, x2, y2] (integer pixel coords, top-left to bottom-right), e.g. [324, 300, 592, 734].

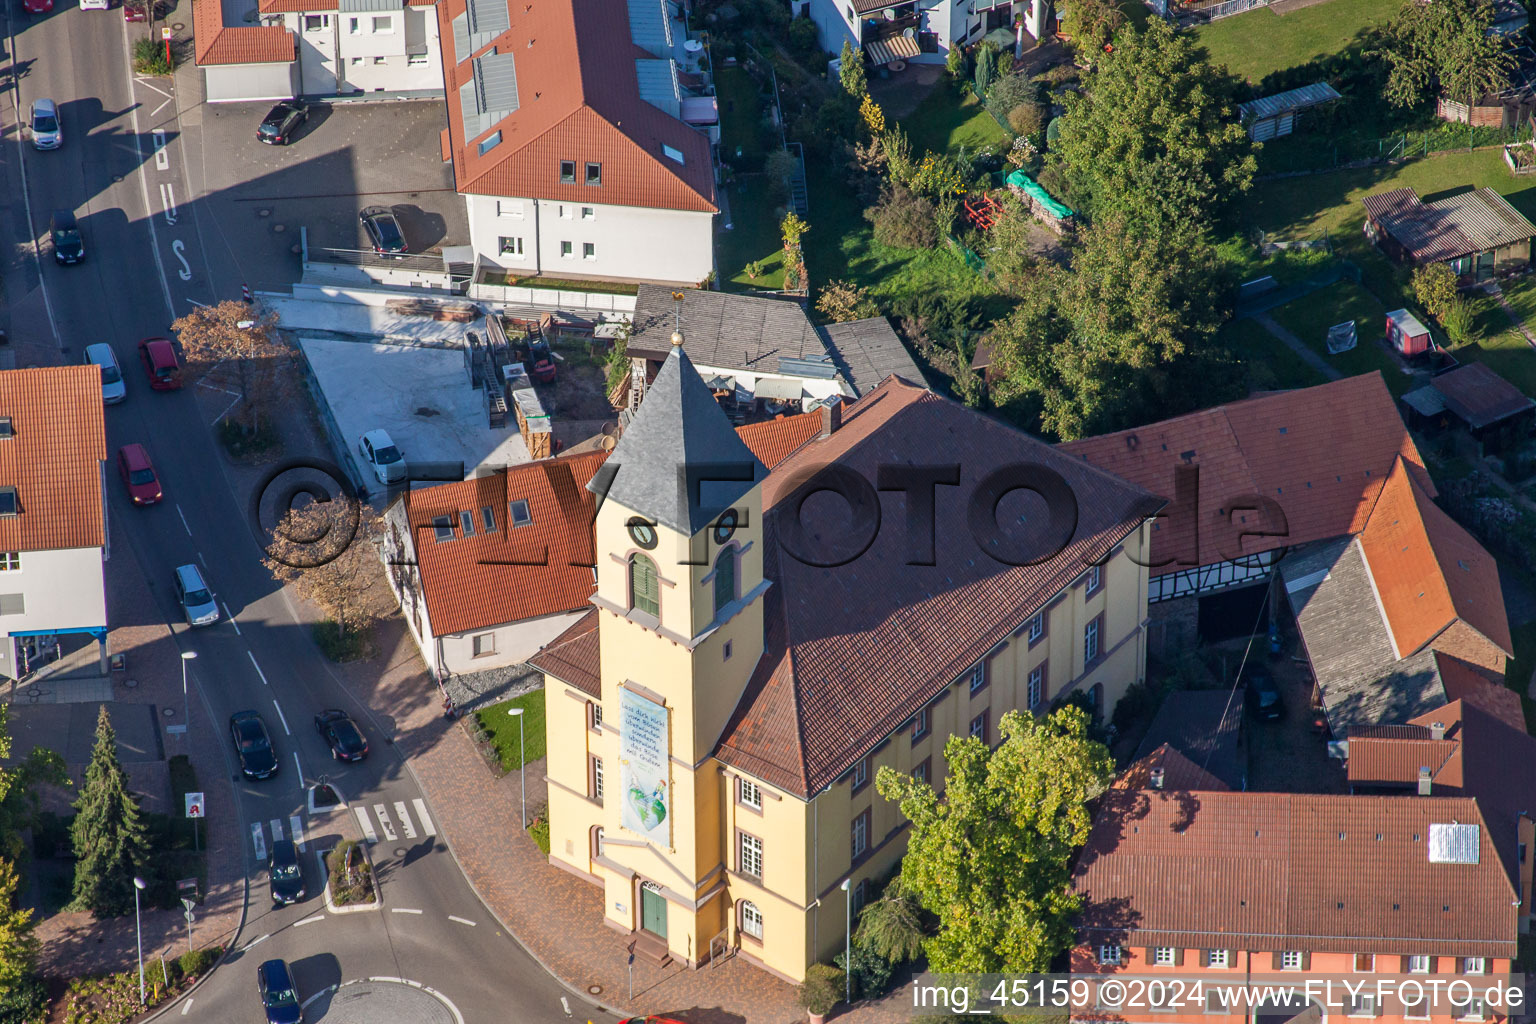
[619, 686, 671, 846]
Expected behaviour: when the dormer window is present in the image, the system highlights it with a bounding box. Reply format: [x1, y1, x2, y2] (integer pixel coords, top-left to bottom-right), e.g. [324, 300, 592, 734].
[0, 417, 12, 439]
[459, 510, 476, 536]
[585, 162, 602, 185]
[431, 515, 454, 541]
[662, 144, 684, 164]
[559, 160, 576, 183]
[0, 487, 17, 517]
[509, 499, 532, 527]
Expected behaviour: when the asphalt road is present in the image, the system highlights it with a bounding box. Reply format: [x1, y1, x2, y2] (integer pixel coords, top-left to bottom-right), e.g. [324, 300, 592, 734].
[3, 5, 614, 1022]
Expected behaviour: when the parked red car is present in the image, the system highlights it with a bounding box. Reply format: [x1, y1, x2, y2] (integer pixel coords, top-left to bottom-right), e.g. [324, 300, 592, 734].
[123, 0, 149, 20]
[117, 444, 162, 505]
[138, 338, 182, 390]
[22, 0, 54, 14]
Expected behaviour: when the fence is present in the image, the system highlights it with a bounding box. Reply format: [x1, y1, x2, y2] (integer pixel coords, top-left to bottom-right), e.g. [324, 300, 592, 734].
[1161, 0, 1273, 24]
[946, 234, 989, 275]
[1257, 123, 1535, 176]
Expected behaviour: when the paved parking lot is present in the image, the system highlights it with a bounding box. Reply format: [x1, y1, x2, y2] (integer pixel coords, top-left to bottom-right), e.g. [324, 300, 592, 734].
[188, 100, 467, 292]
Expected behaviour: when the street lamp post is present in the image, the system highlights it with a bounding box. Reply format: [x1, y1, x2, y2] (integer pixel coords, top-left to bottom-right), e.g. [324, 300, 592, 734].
[179, 651, 197, 736]
[508, 707, 526, 828]
[133, 876, 148, 1004]
[840, 877, 852, 1005]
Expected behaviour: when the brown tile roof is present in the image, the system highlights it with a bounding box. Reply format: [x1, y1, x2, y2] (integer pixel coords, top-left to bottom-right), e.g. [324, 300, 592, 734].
[1133, 690, 1245, 790]
[1359, 457, 1513, 660]
[715, 378, 1163, 797]
[1434, 652, 1525, 731]
[526, 608, 600, 696]
[1075, 784, 1518, 957]
[1059, 374, 1431, 578]
[434, 0, 716, 212]
[0, 367, 106, 552]
[405, 411, 827, 636]
[1120, 744, 1231, 793]
[1431, 362, 1536, 431]
[193, 0, 296, 66]
[1346, 728, 1460, 789]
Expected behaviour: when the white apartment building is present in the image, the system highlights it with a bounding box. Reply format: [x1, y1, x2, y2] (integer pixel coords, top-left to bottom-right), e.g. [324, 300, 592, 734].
[0, 367, 108, 680]
[437, 0, 719, 285]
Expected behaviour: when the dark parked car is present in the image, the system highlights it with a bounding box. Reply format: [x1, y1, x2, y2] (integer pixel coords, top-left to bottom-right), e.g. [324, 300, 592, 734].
[268, 839, 305, 906]
[256, 101, 308, 145]
[51, 210, 84, 264]
[314, 709, 368, 762]
[256, 959, 302, 1024]
[230, 711, 279, 779]
[1246, 674, 1284, 721]
[359, 206, 407, 256]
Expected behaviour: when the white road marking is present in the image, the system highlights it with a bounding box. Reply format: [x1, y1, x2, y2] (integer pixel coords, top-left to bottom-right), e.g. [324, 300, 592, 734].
[272, 699, 290, 735]
[294, 914, 325, 927]
[159, 182, 178, 225]
[171, 239, 191, 281]
[241, 933, 270, 953]
[180, 999, 191, 1015]
[290, 815, 305, 850]
[250, 823, 266, 860]
[394, 801, 416, 839]
[196, 551, 207, 568]
[223, 604, 240, 634]
[373, 804, 398, 842]
[151, 96, 172, 118]
[448, 915, 476, 927]
[136, 78, 173, 99]
[269, 818, 284, 842]
[413, 799, 437, 836]
[185, 297, 208, 307]
[151, 128, 170, 170]
[292, 752, 303, 786]
[353, 807, 378, 843]
[175, 504, 191, 535]
[120, 40, 175, 317]
[247, 651, 268, 685]
[390, 908, 423, 915]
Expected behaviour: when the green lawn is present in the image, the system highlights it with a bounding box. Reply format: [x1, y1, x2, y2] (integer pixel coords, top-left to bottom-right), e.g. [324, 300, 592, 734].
[1455, 278, 1536, 397]
[474, 689, 547, 771]
[899, 82, 1009, 158]
[718, 180, 787, 290]
[1267, 280, 1410, 393]
[1193, 0, 1396, 85]
[1219, 317, 1330, 391]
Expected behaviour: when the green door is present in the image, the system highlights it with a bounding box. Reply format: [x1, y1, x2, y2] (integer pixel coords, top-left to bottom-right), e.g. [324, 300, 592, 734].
[640, 885, 668, 939]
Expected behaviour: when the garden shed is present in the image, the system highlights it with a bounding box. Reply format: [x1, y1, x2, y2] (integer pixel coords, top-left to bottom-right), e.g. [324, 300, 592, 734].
[1429, 362, 1535, 451]
[1362, 186, 1536, 282]
[1237, 81, 1342, 142]
[1384, 308, 1433, 357]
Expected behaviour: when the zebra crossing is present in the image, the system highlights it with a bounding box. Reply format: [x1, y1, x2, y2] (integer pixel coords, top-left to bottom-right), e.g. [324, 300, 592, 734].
[249, 815, 306, 859]
[354, 798, 436, 845]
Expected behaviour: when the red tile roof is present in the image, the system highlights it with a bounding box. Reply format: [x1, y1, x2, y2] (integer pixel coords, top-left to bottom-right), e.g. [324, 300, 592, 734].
[1119, 744, 1231, 793]
[0, 367, 106, 552]
[715, 379, 1162, 796]
[526, 608, 600, 696]
[1434, 652, 1525, 731]
[1359, 457, 1513, 660]
[194, 0, 296, 66]
[434, 0, 716, 211]
[1058, 374, 1431, 577]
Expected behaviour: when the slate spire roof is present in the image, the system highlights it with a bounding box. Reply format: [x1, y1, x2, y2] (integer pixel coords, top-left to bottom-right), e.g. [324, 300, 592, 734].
[593, 335, 767, 535]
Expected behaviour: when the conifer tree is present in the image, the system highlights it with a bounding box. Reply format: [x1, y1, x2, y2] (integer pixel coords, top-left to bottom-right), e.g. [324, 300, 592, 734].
[70, 706, 150, 917]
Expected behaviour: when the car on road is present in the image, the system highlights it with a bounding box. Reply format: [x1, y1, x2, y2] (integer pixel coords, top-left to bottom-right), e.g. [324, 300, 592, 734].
[256, 100, 308, 145]
[359, 206, 407, 256]
[29, 100, 61, 149]
[79, 0, 110, 10]
[50, 211, 84, 265]
[84, 343, 126, 404]
[137, 338, 182, 390]
[173, 563, 219, 627]
[268, 839, 305, 906]
[22, 0, 54, 12]
[117, 444, 162, 505]
[123, 0, 148, 18]
[314, 709, 368, 762]
[256, 958, 302, 1024]
[357, 429, 405, 484]
[231, 711, 279, 780]
[1246, 674, 1284, 721]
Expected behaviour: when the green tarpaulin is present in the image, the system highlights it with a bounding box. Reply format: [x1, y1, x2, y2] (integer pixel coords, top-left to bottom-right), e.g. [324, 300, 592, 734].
[1005, 170, 1074, 221]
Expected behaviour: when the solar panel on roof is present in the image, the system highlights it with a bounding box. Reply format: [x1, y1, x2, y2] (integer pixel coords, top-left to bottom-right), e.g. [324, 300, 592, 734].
[1427, 823, 1480, 864]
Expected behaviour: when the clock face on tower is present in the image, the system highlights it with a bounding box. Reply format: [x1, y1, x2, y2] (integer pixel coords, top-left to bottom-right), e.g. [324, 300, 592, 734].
[712, 508, 739, 546]
[627, 518, 658, 550]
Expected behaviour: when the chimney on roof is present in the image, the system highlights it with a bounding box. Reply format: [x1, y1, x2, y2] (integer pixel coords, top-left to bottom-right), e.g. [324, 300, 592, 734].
[1418, 766, 1432, 796]
[819, 400, 841, 439]
[1430, 721, 1446, 741]
[1150, 766, 1166, 791]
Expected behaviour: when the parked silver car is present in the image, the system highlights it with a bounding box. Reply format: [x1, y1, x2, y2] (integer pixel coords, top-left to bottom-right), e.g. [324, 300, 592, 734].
[174, 564, 219, 627]
[29, 99, 61, 150]
[83, 343, 126, 404]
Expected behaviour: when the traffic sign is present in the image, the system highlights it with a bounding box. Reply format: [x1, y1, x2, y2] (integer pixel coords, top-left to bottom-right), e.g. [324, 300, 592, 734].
[181, 898, 195, 912]
[185, 792, 205, 818]
[184, 910, 195, 923]
[161, 26, 172, 38]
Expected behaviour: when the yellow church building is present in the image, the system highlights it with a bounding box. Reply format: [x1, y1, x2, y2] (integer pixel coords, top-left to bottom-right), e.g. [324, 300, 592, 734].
[529, 334, 1161, 984]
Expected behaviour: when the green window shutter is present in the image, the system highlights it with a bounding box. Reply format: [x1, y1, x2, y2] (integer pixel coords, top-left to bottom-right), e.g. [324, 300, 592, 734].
[630, 554, 659, 617]
[713, 549, 735, 617]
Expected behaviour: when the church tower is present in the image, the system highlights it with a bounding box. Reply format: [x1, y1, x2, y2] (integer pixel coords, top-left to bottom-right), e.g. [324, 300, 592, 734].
[587, 330, 770, 964]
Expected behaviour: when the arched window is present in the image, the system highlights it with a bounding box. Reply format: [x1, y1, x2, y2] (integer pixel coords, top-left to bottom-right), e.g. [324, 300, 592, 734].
[713, 548, 736, 618]
[740, 899, 764, 940]
[590, 825, 605, 860]
[629, 553, 659, 617]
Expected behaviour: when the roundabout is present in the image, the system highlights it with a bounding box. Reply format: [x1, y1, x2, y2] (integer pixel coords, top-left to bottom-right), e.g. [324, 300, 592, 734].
[299, 977, 466, 1024]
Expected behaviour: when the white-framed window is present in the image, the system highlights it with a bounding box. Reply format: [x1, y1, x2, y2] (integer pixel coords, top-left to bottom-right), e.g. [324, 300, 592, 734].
[912, 706, 929, 740]
[408, 52, 429, 65]
[347, 16, 359, 32]
[741, 900, 763, 940]
[1408, 955, 1431, 974]
[1084, 617, 1101, 663]
[0, 552, 19, 572]
[1281, 951, 1304, 971]
[968, 661, 987, 694]
[592, 756, 604, 800]
[1208, 949, 1231, 968]
[1027, 611, 1044, 643]
[739, 778, 762, 810]
[496, 200, 525, 218]
[1098, 945, 1122, 966]
[850, 757, 868, 791]
[582, 242, 596, 261]
[1027, 664, 1044, 709]
[372, 14, 393, 31]
[1463, 958, 1487, 975]
[1460, 997, 1486, 1021]
[970, 711, 987, 742]
[1152, 948, 1177, 966]
[592, 703, 602, 728]
[1085, 563, 1102, 595]
[498, 236, 524, 257]
[1404, 991, 1430, 1020]
[581, 206, 595, 220]
[1355, 953, 1374, 972]
[472, 632, 495, 657]
[560, 241, 573, 259]
[1348, 994, 1378, 1018]
[851, 811, 868, 859]
[303, 13, 328, 30]
[739, 832, 762, 877]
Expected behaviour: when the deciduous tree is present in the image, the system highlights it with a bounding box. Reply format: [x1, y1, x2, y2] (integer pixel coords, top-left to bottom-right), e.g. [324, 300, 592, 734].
[839, 40, 868, 98]
[0, 859, 39, 993]
[1379, 0, 1512, 111]
[815, 280, 880, 322]
[170, 299, 292, 430]
[263, 498, 387, 638]
[876, 706, 1114, 973]
[0, 704, 67, 862]
[71, 706, 151, 917]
